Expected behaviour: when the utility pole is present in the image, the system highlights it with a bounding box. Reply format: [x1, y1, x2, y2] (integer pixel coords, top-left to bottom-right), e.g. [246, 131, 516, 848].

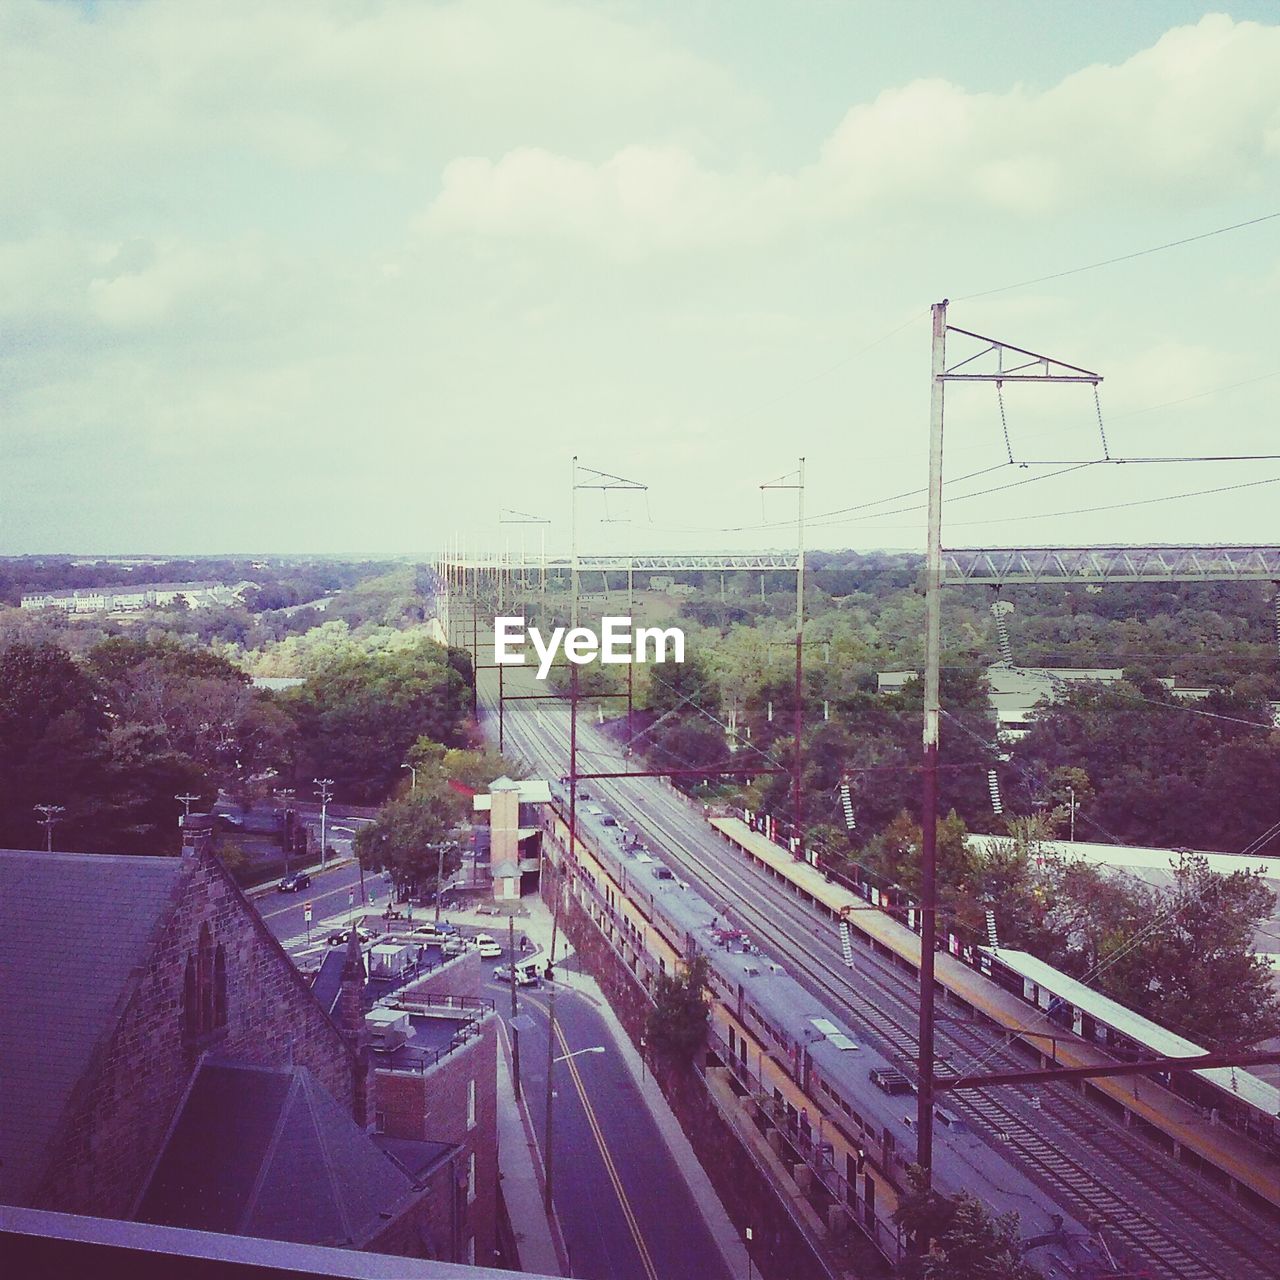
[175, 793, 200, 820]
[434, 840, 452, 926]
[915, 302, 1101, 1185]
[1069, 786, 1077, 842]
[34, 804, 65, 853]
[313, 778, 334, 869]
[762, 460, 806, 860]
[917, 301, 948, 1180]
[508, 913, 522, 1100]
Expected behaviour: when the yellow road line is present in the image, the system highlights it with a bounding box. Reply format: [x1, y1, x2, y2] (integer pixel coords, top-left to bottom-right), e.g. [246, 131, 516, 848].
[551, 1016, 660, 1280]
[525, 994, 659, 1280]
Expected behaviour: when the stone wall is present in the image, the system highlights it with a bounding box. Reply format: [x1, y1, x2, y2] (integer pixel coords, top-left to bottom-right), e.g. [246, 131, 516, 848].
[34, 847, 358, 1218]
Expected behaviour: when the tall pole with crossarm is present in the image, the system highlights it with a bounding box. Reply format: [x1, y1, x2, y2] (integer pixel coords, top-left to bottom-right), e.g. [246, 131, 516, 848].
[916, 301, 1102, 1183]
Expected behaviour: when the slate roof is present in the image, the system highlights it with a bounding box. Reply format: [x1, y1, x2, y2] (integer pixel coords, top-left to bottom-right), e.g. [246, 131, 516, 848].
[136, 1062, 427, 1247]
[0, 849, 184, 1206]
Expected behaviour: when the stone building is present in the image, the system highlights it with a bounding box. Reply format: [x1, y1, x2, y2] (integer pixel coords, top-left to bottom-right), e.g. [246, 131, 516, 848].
[0, 829, 491, 1262]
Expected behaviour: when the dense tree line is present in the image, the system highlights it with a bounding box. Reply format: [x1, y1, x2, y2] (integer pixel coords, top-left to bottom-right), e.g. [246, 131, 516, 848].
[0, 628, 474, 854]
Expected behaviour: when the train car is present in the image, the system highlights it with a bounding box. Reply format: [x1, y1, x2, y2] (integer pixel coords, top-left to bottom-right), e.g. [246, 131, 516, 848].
[709, 812, 1280, 1212]
[544, 796, 1095, 1270]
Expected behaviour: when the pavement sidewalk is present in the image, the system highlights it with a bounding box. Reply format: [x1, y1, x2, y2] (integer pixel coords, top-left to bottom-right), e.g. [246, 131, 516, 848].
[496, 1027, 569, 1276]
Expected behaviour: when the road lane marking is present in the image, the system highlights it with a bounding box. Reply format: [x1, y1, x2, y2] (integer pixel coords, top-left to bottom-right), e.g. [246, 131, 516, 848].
[547, 1011, 659, 1280]
[257, 877, 363, 921]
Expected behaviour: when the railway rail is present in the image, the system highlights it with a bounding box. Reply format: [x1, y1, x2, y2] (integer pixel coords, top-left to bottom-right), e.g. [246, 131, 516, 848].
[482, 677, 1280, 1280]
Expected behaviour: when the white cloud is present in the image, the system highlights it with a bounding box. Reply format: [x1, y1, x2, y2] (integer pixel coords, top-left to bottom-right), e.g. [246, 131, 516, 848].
[421, 14, 1280, 252]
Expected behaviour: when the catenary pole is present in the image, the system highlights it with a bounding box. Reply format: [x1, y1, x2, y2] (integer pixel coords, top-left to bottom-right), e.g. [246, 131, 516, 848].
[917, 300, 948, 1180]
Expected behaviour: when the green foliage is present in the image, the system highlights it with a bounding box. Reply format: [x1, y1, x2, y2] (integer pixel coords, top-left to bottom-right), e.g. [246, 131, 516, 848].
[646, 953, 711, 1064]
[894, 1166, 1043, 1280]
[355, 788, 462, 899]
[0, 640, 209, 853]
[283, 636, 472, 801]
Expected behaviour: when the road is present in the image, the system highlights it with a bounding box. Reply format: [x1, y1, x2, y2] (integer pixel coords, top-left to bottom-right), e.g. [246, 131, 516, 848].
[487, 966, 733, 1280]
[255, 860, 378, 952]
[482, 666, 1280, 1280]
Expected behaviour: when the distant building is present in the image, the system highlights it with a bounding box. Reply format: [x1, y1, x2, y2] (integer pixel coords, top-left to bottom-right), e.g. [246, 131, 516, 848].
[19, 581, 255, 613]
[0, 828, 488, 1263]
[879, 665, 1216, 741]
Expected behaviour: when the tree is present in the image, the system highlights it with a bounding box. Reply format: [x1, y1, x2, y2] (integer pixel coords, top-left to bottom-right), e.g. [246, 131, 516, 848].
[646, 953, 711, 1064]
[894, 1166, 1043, 1280]
[283, 637, 472, 801]
[355, 790, 460, 899]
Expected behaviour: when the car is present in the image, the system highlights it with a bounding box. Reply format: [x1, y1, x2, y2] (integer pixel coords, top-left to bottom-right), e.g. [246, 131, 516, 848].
[326, 927, 371, 946]
[601, 815, 618, 827]
[493, 964, 538, 986]
[216, 813, 245, 830]
[277, 872, 311, 892]
[473, 933, 502, 959]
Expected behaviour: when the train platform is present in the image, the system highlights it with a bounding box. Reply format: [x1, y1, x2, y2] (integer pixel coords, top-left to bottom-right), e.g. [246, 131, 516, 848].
[709, 816, 1280, 1213]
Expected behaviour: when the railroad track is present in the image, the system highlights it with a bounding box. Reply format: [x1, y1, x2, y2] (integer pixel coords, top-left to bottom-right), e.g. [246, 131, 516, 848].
[484, 681, 1280, 1280]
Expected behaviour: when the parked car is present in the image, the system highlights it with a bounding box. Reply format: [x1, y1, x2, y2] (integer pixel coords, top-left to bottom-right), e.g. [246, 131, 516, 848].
[473, 933, 502, 959]
[326, 928, 372, 946]
[493, 963, 538, 986]
[277, 872, 311, 892]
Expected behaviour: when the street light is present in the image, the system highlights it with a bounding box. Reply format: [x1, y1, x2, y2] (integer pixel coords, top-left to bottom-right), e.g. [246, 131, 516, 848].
[552, 1045, 605, 1064]
[402, 762, 418, 792]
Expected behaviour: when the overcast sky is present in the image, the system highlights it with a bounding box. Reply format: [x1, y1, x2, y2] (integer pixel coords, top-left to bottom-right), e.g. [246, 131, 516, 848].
[3, 1, 1279, 558]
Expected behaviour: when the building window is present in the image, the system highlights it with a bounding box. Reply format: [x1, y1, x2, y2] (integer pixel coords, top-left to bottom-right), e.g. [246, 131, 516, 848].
[467, 1079, 476, 1130]
[184, 921, 228, 1045]
[467, 1152, 476, 1204]
[374, 1110, 386, 1133]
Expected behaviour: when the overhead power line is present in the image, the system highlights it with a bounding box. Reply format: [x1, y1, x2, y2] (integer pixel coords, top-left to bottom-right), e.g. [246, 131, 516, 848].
[956, 210, 1280, 302]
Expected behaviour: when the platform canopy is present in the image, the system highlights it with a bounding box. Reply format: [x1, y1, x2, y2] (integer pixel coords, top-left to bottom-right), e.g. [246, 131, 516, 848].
[982, 947, 1280, 1117]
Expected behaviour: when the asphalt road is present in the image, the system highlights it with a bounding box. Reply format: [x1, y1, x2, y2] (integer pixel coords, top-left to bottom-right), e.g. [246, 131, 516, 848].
[254, 860, 375, 949]
[492, 971, 732, 1280]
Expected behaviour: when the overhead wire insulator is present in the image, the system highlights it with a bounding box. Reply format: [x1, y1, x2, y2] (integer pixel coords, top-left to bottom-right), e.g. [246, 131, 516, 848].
[985, 907, 1000, 949]
[988, 769, 1004, 814]
[839, 780, 856, 831]
[990, 594, 1014, 666]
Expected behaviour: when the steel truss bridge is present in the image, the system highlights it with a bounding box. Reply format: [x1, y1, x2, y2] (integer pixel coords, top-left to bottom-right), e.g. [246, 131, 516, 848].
[942, 545, 1280, 586]
[437, 552, 800, 573]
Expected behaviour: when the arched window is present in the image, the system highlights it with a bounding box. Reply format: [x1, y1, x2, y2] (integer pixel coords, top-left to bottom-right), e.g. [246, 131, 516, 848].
[213, 944, 228, 1028]
[198, 922, 215, 1033]
[183, 953, 199, 1040]
[184, 922, 228, 1045]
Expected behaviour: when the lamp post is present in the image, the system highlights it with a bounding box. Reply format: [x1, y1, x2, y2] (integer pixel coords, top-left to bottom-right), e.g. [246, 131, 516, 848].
[402, 762, 418, 792]
[552, 1045, 605, 1063]
[313, 778, 334, 869]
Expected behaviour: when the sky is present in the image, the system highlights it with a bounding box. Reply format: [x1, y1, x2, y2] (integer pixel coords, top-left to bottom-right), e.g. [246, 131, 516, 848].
[2, 0, 1279, 558]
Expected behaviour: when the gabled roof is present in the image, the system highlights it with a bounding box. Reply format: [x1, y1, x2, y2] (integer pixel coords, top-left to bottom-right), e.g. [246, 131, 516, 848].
[0, 849, 184, 1205]
[135, 1062, 424, 1247]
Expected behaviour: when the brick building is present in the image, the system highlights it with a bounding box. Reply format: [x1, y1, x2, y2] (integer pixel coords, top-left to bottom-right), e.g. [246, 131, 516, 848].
[0, 833, 492, 1262]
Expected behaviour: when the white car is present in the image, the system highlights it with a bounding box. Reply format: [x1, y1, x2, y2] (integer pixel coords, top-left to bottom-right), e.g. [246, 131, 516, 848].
[493, 964, 538, 986]
[473, 933, 502, 959]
